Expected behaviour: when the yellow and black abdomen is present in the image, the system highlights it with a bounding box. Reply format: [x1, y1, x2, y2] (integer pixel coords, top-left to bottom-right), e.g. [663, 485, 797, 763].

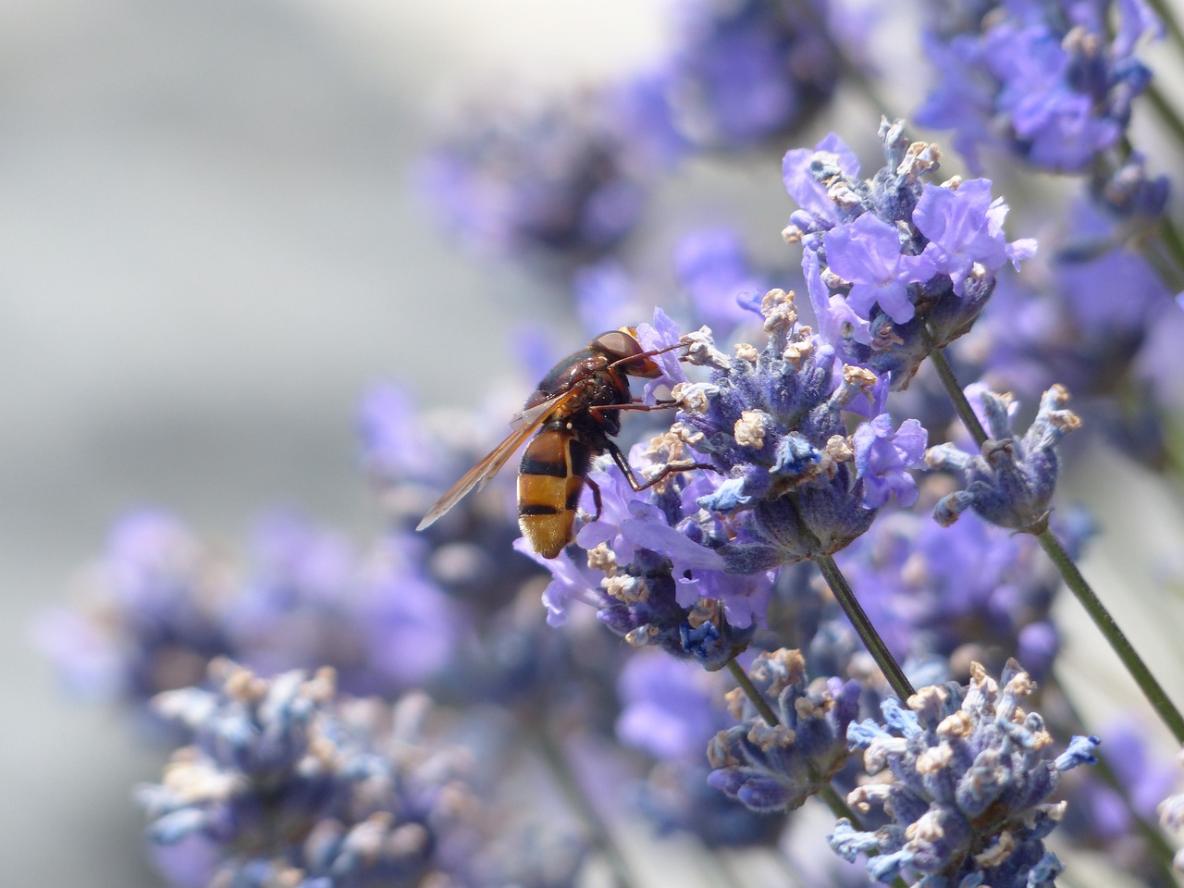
[518, 426, 591, 559]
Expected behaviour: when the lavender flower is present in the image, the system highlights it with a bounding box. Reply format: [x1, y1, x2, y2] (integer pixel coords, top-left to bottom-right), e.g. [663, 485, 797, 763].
[615, 654, 787, 846]
[831, 660, 1099, 886]
[916, 0, 1161, 175]
[1060, 721, 1180, 878]
[836, 497, 1090, 681]
[784, 120, 1035, 386]
[34, 511, 232, 708]
[224, 513, 459, 696]
[926, 384, 1082, 532]
[707, 648, 862, 811]
[138, 661, 483, 887]
[421, 91, 648, 262]
[653, 0, 842, 149]
[670, 289, 926, 572]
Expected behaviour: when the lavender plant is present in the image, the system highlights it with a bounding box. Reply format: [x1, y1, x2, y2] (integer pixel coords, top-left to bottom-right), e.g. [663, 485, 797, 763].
[36, 3, 1184, 884]
[916, 0, 1160, 175]
[831, 660, 1099, 886]
[138, 660, 581, 887]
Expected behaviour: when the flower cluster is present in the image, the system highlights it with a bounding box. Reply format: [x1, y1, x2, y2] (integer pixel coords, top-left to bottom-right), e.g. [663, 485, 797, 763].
[138, 661, 486, 887]
[831, 660, 1099, 886]
[669, 289, 926, 572]
[37, 510, 461, 711]
[708, 649, 863, 811]
[616, 653, 787, 846]
[644, 0, 842, 149]
[836, 495, 1092, 681]
[784, 120, 1036, 386]
[926, 383, 1082, 532]
[916, 0, 1161, 176]
[523, 295, 927, 664]
[34, 512, 233, 707]
[420, 91, 649, 262]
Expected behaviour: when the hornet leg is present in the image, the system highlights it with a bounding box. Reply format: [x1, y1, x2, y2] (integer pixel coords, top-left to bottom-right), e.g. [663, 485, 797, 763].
[606, 440, 717, 493]
[584, 475, 603, 522]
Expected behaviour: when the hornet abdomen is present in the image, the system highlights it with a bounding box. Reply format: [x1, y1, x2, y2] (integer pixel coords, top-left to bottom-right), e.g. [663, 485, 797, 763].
[517, 424, 591, 558]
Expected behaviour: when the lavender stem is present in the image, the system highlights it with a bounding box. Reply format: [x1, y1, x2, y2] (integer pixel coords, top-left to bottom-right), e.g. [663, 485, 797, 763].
[815, 553, 917, 701]
[927, 339, 1184, 744]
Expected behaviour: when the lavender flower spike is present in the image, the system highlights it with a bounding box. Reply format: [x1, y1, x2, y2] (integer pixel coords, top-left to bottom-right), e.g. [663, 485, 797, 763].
[926, 384, 1081, 533]
[674, 288, 928, 572]
[830, 659, 1099, 886]
[784, 120, 1036, 387]
[707, 649, 861, 812]
[138, 660, 484, 887]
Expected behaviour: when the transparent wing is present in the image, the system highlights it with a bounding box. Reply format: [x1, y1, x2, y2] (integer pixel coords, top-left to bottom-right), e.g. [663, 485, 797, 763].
[415, 388, 578, 531]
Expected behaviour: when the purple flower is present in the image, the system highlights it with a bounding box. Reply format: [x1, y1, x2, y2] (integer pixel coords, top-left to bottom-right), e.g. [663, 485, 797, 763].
[913, 179, 1037, 296]
[782, 132, 861, 223]
[656, 0, 842, 149]
[420, 91, 648, 262]
[927, 384, 1082, 532]
[666, 290, 926, 572]
[824, 213, 935, 323]
[34, 511, 232, 708]
[831, 660, 1098, 886]
[785, 121, 1035, 387]
[138, 663, 491, 887]
[616, 653, 728, 761]
[917, 0, 1160, 176]
[707, 649, 862, 812]
[852, 415, 927, 508]
[225, 514, 459, 696]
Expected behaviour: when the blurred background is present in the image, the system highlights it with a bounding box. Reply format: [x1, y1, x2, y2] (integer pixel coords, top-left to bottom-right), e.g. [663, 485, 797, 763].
[5, 1, 1184, 885]
[0, 1, 663, 882]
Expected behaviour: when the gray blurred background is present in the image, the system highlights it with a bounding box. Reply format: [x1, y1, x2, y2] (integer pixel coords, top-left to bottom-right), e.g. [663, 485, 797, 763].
[4, 2, 1183, 885]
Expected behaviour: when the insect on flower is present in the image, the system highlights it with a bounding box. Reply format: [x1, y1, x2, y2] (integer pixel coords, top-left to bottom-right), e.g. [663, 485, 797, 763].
[417, 328, 713, 557]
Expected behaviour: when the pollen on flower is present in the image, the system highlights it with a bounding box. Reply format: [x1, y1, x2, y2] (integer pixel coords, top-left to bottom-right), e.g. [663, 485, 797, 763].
[974, 830, 1016, 868]
[734, 342, 759, 363]
[733, 410, 771, 449]
[916, 743, 953, 774]
[671, 381, 718, 413]
[586, 542, 617, 575]
[603, 574, 647, 603]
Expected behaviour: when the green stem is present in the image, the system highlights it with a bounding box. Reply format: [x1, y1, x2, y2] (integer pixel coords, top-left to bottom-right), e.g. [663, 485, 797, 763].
[532, 726, 636, 888]
[926, 337, 988, 446]
[925, 341, 1184, 744]
[814, 553, 917, 700]
[1037, 529, 1184, 744]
